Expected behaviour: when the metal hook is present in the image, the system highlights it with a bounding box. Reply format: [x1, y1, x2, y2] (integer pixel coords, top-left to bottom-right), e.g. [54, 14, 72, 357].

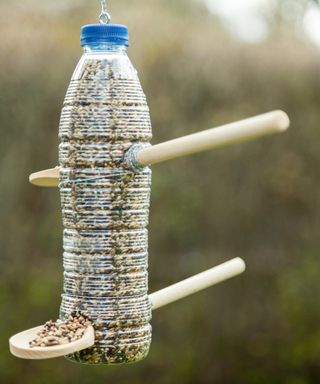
[99, 0, 111, 24]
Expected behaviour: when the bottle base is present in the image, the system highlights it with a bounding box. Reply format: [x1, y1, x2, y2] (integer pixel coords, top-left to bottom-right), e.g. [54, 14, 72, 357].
[65, 342, 151, 365]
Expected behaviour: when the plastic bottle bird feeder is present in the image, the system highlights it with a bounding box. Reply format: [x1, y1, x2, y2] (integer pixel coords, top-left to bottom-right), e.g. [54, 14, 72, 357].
[9, 4, 290, 365]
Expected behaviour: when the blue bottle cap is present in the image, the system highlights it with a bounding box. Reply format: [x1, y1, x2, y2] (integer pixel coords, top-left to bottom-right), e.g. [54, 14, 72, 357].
[81, 24, 129, 47]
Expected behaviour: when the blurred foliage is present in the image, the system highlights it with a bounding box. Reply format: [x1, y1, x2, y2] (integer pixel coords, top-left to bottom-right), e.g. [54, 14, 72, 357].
[0, 0, 320, 383]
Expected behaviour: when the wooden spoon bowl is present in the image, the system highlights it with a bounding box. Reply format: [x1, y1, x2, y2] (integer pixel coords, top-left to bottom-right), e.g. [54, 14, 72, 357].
[9, 325, 95, 360]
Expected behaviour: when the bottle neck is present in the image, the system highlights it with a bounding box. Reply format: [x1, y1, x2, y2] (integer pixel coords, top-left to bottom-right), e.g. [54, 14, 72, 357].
[83, 43, 127, 53]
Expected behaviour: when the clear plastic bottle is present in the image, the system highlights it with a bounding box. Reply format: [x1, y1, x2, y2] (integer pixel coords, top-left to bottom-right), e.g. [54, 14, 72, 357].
[59, 24, 152, 365]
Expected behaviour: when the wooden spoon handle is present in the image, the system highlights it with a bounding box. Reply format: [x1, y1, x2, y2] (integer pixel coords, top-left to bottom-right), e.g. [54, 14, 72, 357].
[149, 258, 245, 310]
[136, 110, 289, 167]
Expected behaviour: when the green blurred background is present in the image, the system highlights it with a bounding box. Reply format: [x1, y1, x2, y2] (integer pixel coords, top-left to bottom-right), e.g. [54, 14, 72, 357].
[1, 0, 320, 383]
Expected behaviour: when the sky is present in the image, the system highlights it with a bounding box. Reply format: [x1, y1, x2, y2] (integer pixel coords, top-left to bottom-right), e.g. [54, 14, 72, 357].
[205, 0, 320, 46]
[303, 2, 320, 46]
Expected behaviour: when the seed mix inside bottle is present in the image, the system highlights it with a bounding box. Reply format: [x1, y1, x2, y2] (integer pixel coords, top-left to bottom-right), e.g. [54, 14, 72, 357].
[59, 24, 153, 364]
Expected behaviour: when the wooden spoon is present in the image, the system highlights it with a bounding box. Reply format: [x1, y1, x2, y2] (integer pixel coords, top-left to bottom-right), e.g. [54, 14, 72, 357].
[29, 111, 290, 188]
[9, 325, 95, 360]
[9, 258, 244, 360]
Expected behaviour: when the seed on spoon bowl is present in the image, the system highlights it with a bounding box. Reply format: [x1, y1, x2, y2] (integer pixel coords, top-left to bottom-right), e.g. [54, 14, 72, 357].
[29, 313, 92, 348]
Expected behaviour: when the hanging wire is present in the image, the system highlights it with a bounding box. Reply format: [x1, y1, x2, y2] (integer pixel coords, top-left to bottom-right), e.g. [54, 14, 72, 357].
[99, 0, 111, 24]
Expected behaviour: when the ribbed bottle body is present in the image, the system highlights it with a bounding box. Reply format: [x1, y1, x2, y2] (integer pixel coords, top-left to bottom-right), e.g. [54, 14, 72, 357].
[58, 47, 152, 364]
